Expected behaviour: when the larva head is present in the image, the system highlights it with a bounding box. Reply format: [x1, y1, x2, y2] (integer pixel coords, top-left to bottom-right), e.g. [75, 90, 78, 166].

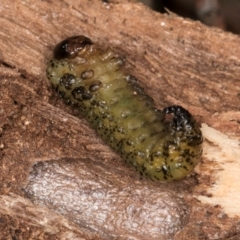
[53, 36, 93, 60]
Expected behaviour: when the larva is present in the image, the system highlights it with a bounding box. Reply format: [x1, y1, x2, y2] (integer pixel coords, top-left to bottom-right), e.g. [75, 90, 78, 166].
[46, 36, 203, 182]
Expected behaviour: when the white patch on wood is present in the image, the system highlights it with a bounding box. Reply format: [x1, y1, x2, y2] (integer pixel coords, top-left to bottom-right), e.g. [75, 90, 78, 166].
[196, 123, 240, 218]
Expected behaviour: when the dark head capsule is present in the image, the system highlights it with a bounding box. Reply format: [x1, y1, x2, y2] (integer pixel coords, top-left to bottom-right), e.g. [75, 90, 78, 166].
[54, 36, 93, 60]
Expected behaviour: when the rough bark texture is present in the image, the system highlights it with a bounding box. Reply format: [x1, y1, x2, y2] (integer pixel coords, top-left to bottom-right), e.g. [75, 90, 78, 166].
[0, 0, 240, 239]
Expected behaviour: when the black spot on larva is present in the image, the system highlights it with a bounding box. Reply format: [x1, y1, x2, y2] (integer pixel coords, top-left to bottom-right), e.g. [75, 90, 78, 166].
[125, 75, 139, 85]
[162, 165, 168, 175]
[81, 70, 94, 79]
[64, 98, 71, 105]
[58, 91, 65, 98]
[47, 35, 203, 182]
[126, 140, 133, 146]
[82, 92, 93, 100]
[163, 105, 192, 130]
[60, 73, 76, 90]
[71, 86, 85, 101]
[89, 81, 102, 92]
[72, 102, 79, 108]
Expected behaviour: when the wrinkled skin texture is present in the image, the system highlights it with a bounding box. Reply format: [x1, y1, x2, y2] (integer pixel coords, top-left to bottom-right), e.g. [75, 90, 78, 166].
[46, 36, 203, 182]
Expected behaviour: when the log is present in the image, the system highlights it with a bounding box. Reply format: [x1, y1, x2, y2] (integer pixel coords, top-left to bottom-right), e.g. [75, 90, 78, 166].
[0, 0, 240, 239]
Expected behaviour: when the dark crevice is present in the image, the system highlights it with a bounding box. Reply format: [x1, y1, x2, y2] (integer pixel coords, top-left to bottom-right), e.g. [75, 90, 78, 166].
[0, 60, 15, 69]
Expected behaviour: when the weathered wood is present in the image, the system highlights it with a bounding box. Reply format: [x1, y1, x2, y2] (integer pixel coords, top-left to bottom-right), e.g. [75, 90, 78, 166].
[0, 0, 240, 239]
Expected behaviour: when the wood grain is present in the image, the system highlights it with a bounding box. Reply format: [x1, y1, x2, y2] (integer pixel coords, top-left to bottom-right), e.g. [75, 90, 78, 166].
[0, 0, 240, 239]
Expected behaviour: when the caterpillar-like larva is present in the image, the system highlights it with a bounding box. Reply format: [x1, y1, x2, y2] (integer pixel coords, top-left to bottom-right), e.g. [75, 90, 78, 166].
[46, 36, 203, 182]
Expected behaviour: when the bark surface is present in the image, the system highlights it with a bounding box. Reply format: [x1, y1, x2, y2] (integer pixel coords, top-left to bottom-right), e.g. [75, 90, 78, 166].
[0, 0, 240, 239]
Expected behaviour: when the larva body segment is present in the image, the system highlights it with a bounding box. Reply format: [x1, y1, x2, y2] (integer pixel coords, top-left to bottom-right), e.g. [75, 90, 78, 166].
[46, 36, 203, 182]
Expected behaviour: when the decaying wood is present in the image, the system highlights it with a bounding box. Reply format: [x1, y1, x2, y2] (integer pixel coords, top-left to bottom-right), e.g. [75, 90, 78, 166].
[0, 0, 240, 239]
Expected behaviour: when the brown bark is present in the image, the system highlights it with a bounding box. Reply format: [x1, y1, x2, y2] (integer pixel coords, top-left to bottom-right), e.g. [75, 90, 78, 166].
[0, 0, 240, 239]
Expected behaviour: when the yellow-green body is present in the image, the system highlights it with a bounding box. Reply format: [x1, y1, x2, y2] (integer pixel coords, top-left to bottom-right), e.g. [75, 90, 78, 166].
[46, 36, 202, 182]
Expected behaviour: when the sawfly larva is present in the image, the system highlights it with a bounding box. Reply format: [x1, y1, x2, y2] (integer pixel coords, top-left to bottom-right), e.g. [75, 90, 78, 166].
[46, 36, 203, 182]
